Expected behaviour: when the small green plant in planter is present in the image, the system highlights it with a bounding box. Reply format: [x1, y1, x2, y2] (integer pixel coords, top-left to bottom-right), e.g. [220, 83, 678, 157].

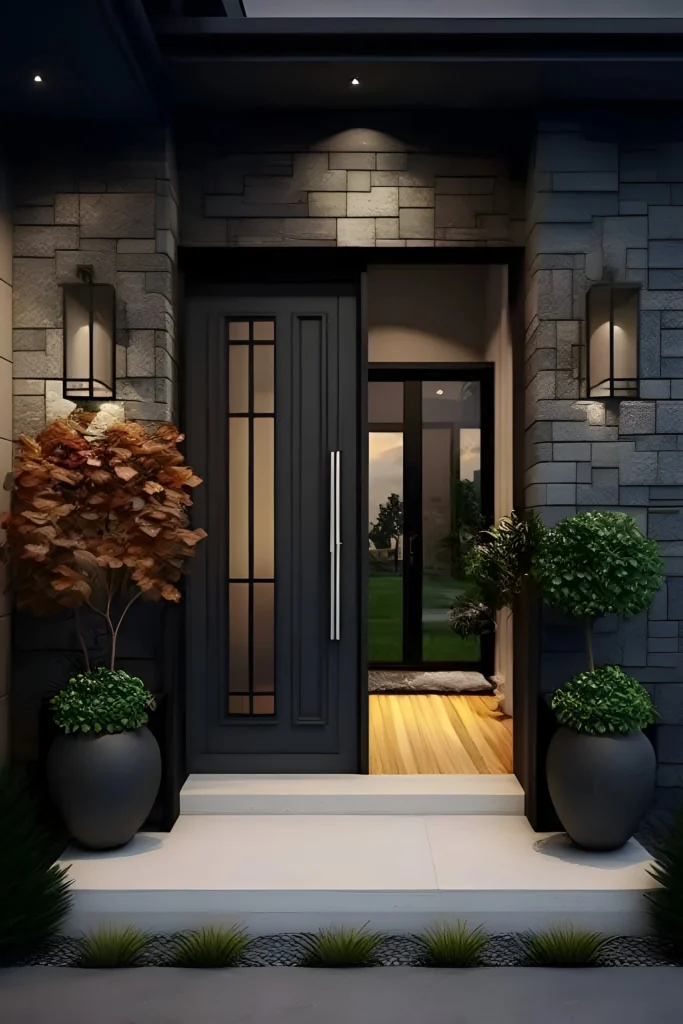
[519, 926, 610, 967]
[78, 925, 149, 968]
[533, 511, 664, 851]
[48, 668, 161, 850]
[646, 803, 683, 960]
[0, 767, 72, 962]
[171, 926, 251, 968]
[299, 926, 385, 967]
[415, 922, 490, 967]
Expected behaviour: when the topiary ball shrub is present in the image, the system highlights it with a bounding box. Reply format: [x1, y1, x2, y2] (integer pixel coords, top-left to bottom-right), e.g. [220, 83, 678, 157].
[0, 767, 72, 962]
[51, 667, 155, 735]
[552, 665, 657, 735]
[533, 511, 663, 624]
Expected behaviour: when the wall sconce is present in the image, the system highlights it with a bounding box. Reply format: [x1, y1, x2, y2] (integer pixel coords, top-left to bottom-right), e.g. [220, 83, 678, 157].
[62, 266, 116, 400]
[586, 282, 640, 399]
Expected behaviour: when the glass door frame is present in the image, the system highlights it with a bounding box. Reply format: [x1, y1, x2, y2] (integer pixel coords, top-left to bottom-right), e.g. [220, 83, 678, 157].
[368, 364, 495, 674]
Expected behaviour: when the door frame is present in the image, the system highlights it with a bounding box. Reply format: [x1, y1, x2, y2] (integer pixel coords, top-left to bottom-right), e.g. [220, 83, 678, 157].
[179, 247, 544, 825]
[367, 364, 495, 675]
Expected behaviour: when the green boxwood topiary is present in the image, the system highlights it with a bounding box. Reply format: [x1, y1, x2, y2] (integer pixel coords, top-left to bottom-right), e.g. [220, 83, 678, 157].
[551, 665, 656, 735]
[533, 511, 663, 671]
[51, 667, 155, 735]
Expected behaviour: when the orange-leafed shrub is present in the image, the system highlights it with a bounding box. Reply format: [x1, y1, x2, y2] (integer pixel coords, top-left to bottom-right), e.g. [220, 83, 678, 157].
[2, 412, 206, 668]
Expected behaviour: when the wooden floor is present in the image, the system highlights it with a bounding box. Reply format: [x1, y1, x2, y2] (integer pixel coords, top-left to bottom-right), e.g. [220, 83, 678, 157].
[369, 694, 513, 775]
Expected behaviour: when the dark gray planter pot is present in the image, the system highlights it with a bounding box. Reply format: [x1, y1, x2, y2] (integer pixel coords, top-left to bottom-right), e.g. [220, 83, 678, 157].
[546, 726, 655, 852]
[48, 726, 161, 851]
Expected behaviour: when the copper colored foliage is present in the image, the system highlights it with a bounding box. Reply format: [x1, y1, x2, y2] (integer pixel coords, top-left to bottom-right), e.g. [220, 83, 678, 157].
[2, 413, 206, 653]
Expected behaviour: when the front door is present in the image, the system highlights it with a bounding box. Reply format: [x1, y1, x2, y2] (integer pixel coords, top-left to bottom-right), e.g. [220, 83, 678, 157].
[186, 292, 359, 772]
[368, 369, 494, 673]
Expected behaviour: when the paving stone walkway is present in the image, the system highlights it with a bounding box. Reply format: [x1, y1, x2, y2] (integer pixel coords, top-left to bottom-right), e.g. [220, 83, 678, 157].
[2, 966, 682, 1024]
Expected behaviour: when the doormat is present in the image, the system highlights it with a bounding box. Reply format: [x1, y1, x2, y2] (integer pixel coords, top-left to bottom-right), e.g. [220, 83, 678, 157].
[368, 670, 493, 695]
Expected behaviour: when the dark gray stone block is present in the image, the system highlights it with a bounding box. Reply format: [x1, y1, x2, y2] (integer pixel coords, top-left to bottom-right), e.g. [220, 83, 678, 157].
[650, 270, 683, 290]
[636, 434, 677, 451]
[662, 358, 683, 377]
[639, 310, 661, 378]
[577, 468, 619, 506]
[649, 621, 679, 637]
[649, 508, 683, 540]
[619, 486, 650, 505]
[619, 402, 655, 435]
[619, 449, 658, 485]
[656, 725, 683, 763]
[662, 311, 683, 328]
[553, 442, 591, 461]
[640, 380, 671, 399]
[658, 451, 683, 484]
[649, 581, 669, 620]
[657, 401, 683, 433]
[649, 206, 683, 239]
[650, 241, 683, 268]
[576, 463, 592, 482]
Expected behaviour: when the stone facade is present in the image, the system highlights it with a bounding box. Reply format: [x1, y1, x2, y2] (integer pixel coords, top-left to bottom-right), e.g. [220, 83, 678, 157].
[12, 130, 179, 438]
[179, 127, 525, 248]
[0, 157, 12, 764]
[525, 121, 683, 800]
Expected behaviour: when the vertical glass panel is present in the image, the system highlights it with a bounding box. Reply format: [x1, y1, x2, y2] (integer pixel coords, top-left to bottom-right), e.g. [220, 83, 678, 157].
[588, 285, 612, 398]
[253, 583, 274, 696]
[368, 381, 404, 423]
[228, 584, 249, 697]
[422, 381, 481, 663]
[229, 418, 249, 579]
[92, 286, 114, 397]
[368, 431, 404, 663]
[253, 419, 274, 578]
[613, 287, 639, 396]
[253, 346, 274, 413]
[229, 346, 249, 413]
[229, 320, 250, 341]
[252, 320, 275, 342]
[64, 284, 90, 390]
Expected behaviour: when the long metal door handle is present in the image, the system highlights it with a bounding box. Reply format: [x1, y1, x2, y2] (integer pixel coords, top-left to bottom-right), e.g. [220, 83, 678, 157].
[330, 451, 337, 640]
[335, 450, 341, 642]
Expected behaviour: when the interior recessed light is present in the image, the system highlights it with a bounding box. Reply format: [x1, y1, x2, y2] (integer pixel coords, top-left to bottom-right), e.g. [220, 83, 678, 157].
[33, 74, 43, 83]
[436, 389, 444, 396]
[350, 78, 360, 86]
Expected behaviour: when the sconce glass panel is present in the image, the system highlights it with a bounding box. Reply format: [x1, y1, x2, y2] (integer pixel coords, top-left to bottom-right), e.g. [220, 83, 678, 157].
[63, 283, 116, 400]
[587, 283, 639, 399]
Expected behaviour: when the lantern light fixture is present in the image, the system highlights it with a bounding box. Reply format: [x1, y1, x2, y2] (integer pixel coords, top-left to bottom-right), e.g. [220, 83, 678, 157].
[62, 265, 116, 401]
[586, 281, 640, 400]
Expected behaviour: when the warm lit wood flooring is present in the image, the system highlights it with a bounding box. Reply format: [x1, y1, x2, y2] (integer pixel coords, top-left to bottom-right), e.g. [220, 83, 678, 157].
[369, 694, 513, 775]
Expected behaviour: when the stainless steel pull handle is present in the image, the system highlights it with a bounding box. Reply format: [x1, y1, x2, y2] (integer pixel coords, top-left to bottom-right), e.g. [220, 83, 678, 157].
[330, 450, 336, 641]
[335, 450, 341, 642]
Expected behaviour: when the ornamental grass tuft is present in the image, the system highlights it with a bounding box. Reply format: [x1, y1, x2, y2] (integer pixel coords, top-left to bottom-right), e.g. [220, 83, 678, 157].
[78, 925, 149, 968]
[415, 921, 490, 967]
[299, 925, 385, 967]
[171, 925, 250, 968]
[519, 926, 610, 967]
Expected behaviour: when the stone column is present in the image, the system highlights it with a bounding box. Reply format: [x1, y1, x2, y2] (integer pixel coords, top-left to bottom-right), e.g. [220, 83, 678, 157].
[525, 119, 683, 808]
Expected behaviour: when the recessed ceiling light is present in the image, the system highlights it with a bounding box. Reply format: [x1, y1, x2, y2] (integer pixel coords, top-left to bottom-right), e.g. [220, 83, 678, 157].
[350, 78, 360, 86]
[436, 389, 444, 396]
[33, 74, 43, 83]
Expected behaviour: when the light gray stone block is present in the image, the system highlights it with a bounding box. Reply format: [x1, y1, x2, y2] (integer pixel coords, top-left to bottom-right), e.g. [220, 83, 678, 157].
[13, 379, 45, 396]
[329, 153, 376, 170]
[406, 240, 435, 247]
[650, 241, 683, 268]
[347, 188, 398, 218]
[79, 238, 117, 252]
[292, 154, 346, 191]
[398, 187, 434, 208]
[399, 207, 434, 239]
[56, 249, 115, 284]
[80, 193, 155, 238]
[14, 206, 54, 226]
[376, 153, 407, 171]
[553, 442, 591, 461]
[54, 194, 79, 226]
[371, 172, 399, 187]
[619, 449, 658, 485]
[577, 468, 619, 505]
[650, 206, 683, 239]
[347, 171, 371, 191]
[126, 330, 155, 377]
[14, 226, 79, 257]
[117, 239, 156, 254]
[337, 218, 375, 247]
[284, 218, 336, 240]
[536, 269, 573, 320]
[156, 230, 177, 261]
[535, 400, 592, 423]
[547, 483, 577, 504]
[619, 402, 655, 435]
[375, 218, 399, 239]
[375, 239, 406, 247]
[13, 259, 61, 328]
[116, 253, 171, 273]
[657, 401, 683, 433]
[434, 194, 493, 228]
[659, 451, 683, 484]
[13, 329, 45, 351]
[13, 394, 45, 437]
[308, 193, 346, 217]
[552, 421, 618, 442]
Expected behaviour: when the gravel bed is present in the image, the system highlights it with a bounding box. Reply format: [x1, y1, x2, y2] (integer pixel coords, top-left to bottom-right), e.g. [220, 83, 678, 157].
[9, 933, 678, 969]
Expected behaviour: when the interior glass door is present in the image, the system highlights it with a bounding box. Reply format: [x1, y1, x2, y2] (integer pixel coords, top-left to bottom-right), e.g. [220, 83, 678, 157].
[368, 370, 493, 671]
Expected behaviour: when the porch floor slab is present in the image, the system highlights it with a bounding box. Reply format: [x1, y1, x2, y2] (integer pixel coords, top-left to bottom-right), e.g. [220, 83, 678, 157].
[179, 773, 525, 815]
[58, 814, 656, 936]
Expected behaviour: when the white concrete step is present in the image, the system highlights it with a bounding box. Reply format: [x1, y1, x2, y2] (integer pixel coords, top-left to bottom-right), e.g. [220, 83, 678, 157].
[179, 773, 525, 816]
[58, 814, 656, 936]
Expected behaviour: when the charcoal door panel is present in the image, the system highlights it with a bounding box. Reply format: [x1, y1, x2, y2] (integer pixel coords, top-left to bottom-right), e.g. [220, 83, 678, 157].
[186, 294, 358, 772]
